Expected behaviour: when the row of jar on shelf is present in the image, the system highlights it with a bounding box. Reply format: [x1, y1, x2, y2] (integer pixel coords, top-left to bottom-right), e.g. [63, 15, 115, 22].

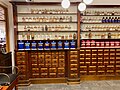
[81, 10, 120, 15]
[20, 25, 74, 31]
[18, 33, 77, 40]
[81, 40, 120, 47]
[81, 25, 120, 31]
[21, 16, 73, 22]
[18, 40, 76, 50]
[81, 17, 120, 23]
[30, 8, 70, 14]
[81, 32, 120, 39]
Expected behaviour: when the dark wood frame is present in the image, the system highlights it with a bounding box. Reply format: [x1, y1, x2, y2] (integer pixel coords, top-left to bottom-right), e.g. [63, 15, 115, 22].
[0, 4, 9, 52]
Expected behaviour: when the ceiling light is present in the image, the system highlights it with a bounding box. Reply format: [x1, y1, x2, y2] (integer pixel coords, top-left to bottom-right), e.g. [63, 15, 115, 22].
[61, 0, 70, 9]
[83, 0, 93, 5]
[78, 2, 86, 11]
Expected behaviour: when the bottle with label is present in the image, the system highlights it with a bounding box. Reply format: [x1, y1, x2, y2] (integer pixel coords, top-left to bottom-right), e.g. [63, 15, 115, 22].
[51, 41, 56, 49]
[38, 41, 43, 50]
[31, 41, 37, 50]
[64, 41, 69, 49]
[102, 17, 105, 23]
[70, 40, 76, 49]
[108, 32, 111, 39]
[25, 41, 30, 50]
[58, 41, 63, 49]
[18, 40, 24, 50]
[44, 41, 50, 50]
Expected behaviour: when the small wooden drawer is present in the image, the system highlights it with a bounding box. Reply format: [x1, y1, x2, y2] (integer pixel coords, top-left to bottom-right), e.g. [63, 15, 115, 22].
[80, 62, 85, 66]
[80, 58, 85, 62]
[41, 73, 48, 78]
[97, 71, 105, 75]
[85, 58, 91, 62]
[17, 61, 26, 65]
[70, 55, 78, 59]
[52, 55, 58, 59]
[58, 68, 65, 73]
[41, 68, 48, 73]
[32, 74, 39, 78]
[45, 59, 51, 64]
[38, 55, 44, 59]
[18, 65, 26, 70]
[30, 52, 37, 55]
[16, 52, 25, 56]
[59, 55, 65, 59]
[52, 59, 58, 63]
[32, 68, 39, 71]
[45, 52, 51, 55]
[52, 63, 58, 67]
[59, 63, 65, 67]
[32, 64, 38, 68]
[59, 51, 65, 55]
[80, 71, 87, 75]
[49, 73, 56, 78]
[49, 68, 57, 73]
[70, 69, 78, 73]
[51, 51, 59, 54]
[70, 73, 78, 78]
[32, 70, 39, 73]
[89, 71, 96, 75]
[89, 66, 96, 71]
[70, 64, 78, 68]
[38, 52, 44, 55]
[70, 60, 78, 64]
[57, 73, 65, 77]
[45, 55, 51, 59]
[59, 59, 65, 63]
[69, 51, 78, 55]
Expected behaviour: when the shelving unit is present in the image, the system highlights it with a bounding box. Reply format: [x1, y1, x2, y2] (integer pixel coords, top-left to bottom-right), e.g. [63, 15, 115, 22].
[80, 6, 120, 48]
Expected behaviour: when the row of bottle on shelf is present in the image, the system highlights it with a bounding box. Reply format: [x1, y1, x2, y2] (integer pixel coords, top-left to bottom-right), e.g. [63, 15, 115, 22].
[18, 33, 77, 40]
[21, 16, 73, 22]
[81, 25, 120, 31]
[81, 10, 120, 15]
[30, 8, 70, 14]
[81, 32, 120, 39]
[102, 17, 120, 23]
[22, 25, 74, 31]
[81, 17, 120, 23]
[18, 40, 76, 50]
[81, 40, 120, 47]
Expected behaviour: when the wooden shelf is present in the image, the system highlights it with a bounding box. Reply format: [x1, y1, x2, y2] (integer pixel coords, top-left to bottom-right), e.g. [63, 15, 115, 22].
[81, 22, 120, 24]
[81, 15, 120, 16]
[17, 21, 77, 23]
[81, 47, 120, 49]
[17, 39, 77, 41]
[17, 30, 77, 32]
[18, 13, 77, 15]
[81, 31, 120, 32]
[16, 48, 78, 51]
[81, 38, 120, 40]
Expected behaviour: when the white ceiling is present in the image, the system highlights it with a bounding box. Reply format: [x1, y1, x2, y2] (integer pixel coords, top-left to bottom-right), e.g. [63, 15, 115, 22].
[1, 0, 120, 5]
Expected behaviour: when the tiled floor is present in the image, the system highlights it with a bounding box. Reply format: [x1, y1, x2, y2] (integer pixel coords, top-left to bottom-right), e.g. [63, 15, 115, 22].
[18, 80, 120, 90]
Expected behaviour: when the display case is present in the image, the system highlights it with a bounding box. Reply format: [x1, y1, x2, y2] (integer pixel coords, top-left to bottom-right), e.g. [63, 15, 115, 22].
[16, 4, 78, 50]
[80, 6, 120, 48]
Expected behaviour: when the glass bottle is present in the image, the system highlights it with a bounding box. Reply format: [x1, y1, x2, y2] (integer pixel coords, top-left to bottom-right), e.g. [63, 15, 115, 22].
[18, 40, 24, 50]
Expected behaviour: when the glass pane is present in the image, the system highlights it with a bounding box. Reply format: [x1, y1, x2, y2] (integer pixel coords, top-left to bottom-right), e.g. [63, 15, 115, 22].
[0, 7, 5, 20]
[0, 21, 6, 48]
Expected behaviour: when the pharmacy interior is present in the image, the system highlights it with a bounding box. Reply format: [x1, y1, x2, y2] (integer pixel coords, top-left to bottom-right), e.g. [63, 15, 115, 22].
[3, 0, 120, 85]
